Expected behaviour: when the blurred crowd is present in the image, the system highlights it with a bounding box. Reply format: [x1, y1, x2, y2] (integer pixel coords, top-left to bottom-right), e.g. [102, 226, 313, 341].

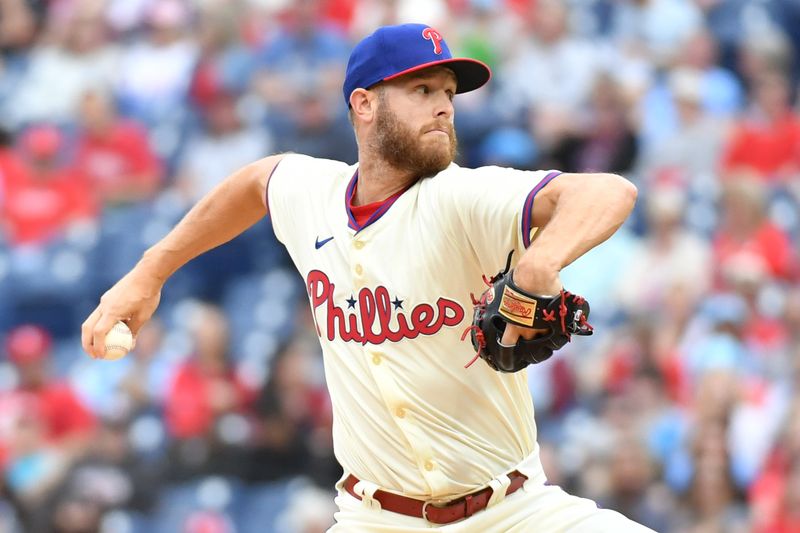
[0, 0, 798, 532]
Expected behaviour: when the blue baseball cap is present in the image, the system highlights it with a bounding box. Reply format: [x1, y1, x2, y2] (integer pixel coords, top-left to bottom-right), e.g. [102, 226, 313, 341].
[343, 23, 492, 106]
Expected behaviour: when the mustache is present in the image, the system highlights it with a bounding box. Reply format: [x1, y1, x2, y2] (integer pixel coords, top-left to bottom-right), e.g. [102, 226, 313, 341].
[421, 122, 455, 136]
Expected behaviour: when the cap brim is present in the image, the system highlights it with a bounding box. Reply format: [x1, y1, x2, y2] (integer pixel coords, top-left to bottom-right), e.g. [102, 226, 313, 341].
[383, 58, 492, 94]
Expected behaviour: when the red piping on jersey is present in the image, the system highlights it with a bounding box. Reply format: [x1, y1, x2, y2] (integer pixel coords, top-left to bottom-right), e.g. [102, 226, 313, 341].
[521, 171, 562, 248]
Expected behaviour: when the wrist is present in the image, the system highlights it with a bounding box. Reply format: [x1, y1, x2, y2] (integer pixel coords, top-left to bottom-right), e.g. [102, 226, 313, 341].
[137, 248, 174, 286]
[512, 259, 561, 296]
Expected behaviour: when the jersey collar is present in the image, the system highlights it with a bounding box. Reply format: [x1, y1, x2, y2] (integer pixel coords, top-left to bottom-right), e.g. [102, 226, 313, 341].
[344, 170, 411, 233]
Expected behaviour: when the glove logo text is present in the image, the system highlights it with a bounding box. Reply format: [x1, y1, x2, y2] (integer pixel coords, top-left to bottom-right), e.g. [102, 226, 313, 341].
[498, 287, 537, 327]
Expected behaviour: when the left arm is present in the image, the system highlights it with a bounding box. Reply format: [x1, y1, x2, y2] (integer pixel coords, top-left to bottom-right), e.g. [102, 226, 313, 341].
[502, 172, 637, 344]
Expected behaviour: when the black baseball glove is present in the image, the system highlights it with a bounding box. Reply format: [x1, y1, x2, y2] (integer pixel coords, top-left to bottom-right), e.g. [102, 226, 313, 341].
[462, 260, 593, 373]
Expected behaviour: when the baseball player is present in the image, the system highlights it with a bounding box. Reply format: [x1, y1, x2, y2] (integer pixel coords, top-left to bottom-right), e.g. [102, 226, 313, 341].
[83, 24, 654, 532]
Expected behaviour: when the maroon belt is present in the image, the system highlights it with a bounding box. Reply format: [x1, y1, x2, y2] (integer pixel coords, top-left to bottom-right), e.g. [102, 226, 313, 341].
[343, 471, 528, 524]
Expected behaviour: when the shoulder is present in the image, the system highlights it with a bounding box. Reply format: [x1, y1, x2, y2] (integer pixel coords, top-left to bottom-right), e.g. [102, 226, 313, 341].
[264, 153, 353, 208]
[249, 153, 348, 180]
[419, 164, 559, 221]
[269, 153, 347, 172]
[425, 163, 512, 186]
[268, 153, 353, 187]
[426, 164, 556, 189]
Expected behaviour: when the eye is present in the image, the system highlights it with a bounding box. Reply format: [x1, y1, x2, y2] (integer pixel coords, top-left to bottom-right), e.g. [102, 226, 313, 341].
[446, 90, 455, 102]
[415, 85, 430, 95]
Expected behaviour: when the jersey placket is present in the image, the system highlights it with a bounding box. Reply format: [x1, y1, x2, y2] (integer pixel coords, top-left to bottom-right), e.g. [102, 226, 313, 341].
[349, 231, 450, 495]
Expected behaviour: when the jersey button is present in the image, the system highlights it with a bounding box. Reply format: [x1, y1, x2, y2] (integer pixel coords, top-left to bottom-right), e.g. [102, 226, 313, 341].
[355, 264, 363, 275]
[372, 353, 382, 365]
[424, 460, 434, 471]
[395, 407, 406, 418]
[354, 241, 365, 250]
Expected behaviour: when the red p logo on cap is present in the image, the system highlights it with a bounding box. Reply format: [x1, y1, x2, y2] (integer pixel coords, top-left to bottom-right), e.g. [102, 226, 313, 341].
[422, 27, 443, 55]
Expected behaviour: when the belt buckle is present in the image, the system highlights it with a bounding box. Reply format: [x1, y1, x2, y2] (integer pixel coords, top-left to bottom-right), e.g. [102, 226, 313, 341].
[422, 498, 456, 525]
[421, 500, 433, 523]
[422, 499, 446, 524]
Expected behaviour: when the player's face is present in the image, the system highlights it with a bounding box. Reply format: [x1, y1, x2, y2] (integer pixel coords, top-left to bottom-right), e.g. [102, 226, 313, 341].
[373, 68, 458, 178]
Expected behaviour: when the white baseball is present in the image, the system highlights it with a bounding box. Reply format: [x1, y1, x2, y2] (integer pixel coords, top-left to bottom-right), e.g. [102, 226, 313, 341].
[103, 321, 134, 360]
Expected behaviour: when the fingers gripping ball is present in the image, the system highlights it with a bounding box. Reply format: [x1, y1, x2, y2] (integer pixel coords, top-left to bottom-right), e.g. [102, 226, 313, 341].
[462, 266, 594, 373]
[103, 321, 134, 360]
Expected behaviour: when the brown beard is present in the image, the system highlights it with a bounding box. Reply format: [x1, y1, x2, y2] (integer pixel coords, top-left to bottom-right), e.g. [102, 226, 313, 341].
[372, 95, 457, 179]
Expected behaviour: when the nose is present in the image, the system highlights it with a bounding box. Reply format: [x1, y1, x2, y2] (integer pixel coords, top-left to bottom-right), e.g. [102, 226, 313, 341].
[434, 92, 454, 119]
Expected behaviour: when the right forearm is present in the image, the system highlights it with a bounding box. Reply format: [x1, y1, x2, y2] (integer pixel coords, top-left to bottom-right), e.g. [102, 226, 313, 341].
[136, 155, 281, 283]
[82, 155, 282, 357]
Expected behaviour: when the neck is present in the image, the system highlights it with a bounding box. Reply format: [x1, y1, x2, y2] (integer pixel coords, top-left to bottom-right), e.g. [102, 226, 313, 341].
[354, 150, 417, 206]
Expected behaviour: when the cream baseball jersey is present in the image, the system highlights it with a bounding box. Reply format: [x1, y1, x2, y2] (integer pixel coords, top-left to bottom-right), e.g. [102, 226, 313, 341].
[267, 153, 561, 500]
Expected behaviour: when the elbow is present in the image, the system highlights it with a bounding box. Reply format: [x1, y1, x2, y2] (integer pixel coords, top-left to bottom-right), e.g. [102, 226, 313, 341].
[556, 172, 638, 216]
[622, 176, 638, 212]
[605, 173, 637, 213]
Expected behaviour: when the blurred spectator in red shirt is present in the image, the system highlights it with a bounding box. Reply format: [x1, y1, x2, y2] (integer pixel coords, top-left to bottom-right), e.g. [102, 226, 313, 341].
[721, 71, 800, 183]
[0, 325, 96, 530]
[165, 304, 253, 479]
[0, 325, 96, 469]
[73, 89, 162, 206]
[321, 0, 357, 31]
[713, 178, 796, 286]
[0, 127, 26, 211]
[766, 461, 800, 533]
[751, 398, 800, 533]
[0, 124, 96, 245]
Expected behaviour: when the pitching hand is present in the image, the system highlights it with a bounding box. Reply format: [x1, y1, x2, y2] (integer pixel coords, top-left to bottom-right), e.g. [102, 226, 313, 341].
[81, 268, 163, 359]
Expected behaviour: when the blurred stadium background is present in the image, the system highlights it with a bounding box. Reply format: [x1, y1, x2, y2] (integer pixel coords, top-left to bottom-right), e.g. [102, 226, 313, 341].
[0, 0, 799, 531]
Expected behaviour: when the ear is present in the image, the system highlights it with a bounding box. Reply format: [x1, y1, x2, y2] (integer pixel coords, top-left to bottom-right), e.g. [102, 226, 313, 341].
[349, 88, 377, 125]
